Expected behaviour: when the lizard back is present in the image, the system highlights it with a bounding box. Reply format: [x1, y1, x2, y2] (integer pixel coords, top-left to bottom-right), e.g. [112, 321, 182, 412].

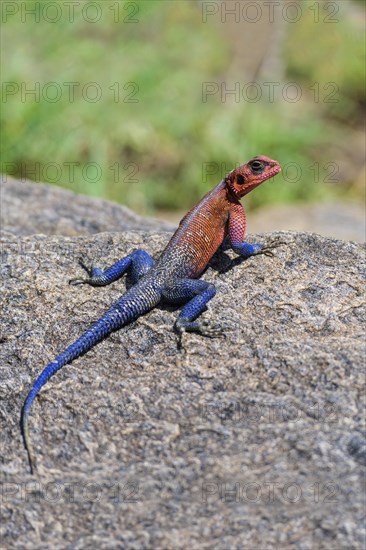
[156, 180, 232, 279]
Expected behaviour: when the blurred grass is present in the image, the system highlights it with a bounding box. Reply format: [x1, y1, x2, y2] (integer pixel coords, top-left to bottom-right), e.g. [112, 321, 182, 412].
[1, 0, 364, 215]
[284, 1, 365, 123]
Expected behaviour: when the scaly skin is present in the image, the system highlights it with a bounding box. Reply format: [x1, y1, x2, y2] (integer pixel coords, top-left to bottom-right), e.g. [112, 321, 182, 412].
[21, 155, 281, 473]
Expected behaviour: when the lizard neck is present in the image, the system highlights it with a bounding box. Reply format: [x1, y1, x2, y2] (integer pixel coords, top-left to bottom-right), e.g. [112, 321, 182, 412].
[224, 176, 242, 203]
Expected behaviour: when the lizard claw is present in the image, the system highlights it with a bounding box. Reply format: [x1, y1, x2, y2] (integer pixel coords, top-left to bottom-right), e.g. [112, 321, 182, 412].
[253, 240, 286, 257]
[69, 259, 91, 285]
[197, 319, 226, 338]
[69, 277, 90, 286]
[78, 258, 93, 273]
[69, 259, 104, 286]
[175, 318, 225, 345]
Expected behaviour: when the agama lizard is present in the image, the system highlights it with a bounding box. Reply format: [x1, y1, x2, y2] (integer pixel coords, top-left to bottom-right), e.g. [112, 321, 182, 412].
[21, 155, 281, 473]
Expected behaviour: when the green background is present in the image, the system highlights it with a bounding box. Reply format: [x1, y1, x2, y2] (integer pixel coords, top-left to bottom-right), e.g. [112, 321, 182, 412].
[1, 0, 365, 216]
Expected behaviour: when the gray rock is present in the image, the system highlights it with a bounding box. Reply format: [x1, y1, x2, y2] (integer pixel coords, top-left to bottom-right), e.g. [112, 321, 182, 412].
[1, 182, 365, 549]
[1, 176, 173, 236]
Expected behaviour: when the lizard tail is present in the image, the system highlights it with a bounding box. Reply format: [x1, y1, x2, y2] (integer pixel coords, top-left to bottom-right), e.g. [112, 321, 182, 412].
[20, 312, 116, 474]
[20, 287, 160, 474]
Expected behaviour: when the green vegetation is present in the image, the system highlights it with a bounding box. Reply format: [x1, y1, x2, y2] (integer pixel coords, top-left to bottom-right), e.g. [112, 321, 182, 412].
[2, 1, 364, 215]
[284, 2, 365, 123]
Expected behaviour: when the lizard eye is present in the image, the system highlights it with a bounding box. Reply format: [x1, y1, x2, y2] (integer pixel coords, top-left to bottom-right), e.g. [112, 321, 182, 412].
[250, 160, 264, 173]
[236, 174, 245, 185]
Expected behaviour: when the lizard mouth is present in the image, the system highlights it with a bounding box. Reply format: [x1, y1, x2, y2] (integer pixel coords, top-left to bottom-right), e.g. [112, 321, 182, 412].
[268, 164, 281, 177]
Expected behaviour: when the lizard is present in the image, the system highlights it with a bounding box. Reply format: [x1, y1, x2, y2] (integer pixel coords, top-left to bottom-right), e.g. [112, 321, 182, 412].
[20, 155, 281, 474]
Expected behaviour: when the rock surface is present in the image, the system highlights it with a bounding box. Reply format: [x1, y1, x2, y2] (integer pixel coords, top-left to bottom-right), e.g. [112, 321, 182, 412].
[1, 180, 365, 549]
[1, 176, 173, 236]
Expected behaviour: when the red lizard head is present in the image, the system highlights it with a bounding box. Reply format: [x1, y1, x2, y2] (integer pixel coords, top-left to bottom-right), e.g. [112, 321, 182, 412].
[225, 155, 281, 199]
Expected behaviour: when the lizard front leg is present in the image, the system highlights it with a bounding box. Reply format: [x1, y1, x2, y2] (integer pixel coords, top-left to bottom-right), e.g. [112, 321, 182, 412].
[229, 202, 282, 258]
[69, 249, 154, 287]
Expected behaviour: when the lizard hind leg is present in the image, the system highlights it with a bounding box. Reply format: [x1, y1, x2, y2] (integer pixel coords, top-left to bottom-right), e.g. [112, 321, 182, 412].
[162, 279, 223, 341]
[69, 249, 155, 287]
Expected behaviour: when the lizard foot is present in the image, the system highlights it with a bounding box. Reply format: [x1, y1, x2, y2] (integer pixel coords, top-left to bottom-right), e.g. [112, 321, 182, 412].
[194, 319, 226, 338]
[175, 318, 225, 348]
[69, 260, 104, 286]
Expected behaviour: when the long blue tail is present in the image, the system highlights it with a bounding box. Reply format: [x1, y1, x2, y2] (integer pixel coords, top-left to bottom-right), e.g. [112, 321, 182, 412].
[20, 284, 160, 474]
